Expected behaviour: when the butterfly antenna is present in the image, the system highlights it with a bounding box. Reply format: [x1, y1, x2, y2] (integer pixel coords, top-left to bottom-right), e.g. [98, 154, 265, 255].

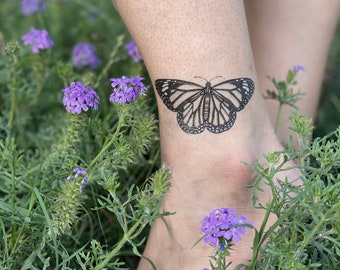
[210, 76, 223, 83]
[194, 76, 208, 83]
[194, 76, 223, 83]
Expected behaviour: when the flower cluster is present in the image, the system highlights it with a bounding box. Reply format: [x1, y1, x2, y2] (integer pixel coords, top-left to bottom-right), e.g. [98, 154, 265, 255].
[109, 77, 146, 104]
[72, 42, 101, 69]
[21, 0, 46, 16]
[62, 81, 100, 114]
[201, 208, 252, 248]
[67, 167, 89, 193]
[293, 65, 306, 72]
[22, 27, 54, 53]
[124, 40, 142, 62]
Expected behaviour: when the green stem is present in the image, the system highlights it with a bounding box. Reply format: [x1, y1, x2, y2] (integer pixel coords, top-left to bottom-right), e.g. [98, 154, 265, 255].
[10, 147, 17, 252]
[217, 254, 222, 270]
[8, 93, 16, 133]
[88, 116, 123, 169]
[7, 75, 18, 139]
[94, 219, 145, 270]
[274, 103, 283, 135]
[248, 203, 298, 270]
[94, 35, 125, 89]
[248, 204, 272, 270]
[38, 11, 50, 32]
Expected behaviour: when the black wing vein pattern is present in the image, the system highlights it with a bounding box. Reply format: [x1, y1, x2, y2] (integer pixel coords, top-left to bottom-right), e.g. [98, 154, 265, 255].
[155, 78, 254, 134]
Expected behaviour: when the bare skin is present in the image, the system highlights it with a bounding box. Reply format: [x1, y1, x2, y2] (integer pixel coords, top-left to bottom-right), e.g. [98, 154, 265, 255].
[245, 0, 340, 145]
[112, 1, 339, 269]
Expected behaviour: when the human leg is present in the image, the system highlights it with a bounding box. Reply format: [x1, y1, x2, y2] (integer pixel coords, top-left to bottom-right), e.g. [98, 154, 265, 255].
[113, 1, 296, 269]
[245, 0, 340, 145]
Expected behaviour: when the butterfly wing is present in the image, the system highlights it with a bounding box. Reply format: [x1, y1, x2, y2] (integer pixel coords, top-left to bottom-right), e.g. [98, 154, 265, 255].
[201, 78, 254, 133]
[212, 78, 254, 111]
[155, 79, 207, 133]
[155, 77, 254, 134]
[155, 79, 204, 111]
[202, 93, 237, 133]
[176, 93, 208, 134]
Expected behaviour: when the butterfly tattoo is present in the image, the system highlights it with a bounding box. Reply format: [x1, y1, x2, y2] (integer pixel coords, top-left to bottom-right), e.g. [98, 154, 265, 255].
[155, 77, 254, 134]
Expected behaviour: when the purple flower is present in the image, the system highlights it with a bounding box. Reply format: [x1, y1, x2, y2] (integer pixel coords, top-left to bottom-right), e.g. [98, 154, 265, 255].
[73, 167, 88, 178]
[62, 81, 99, 114]
[109, 76, 146, 104]
[21, 0, 46, 16]
[68, 167, 89, 194]
[201, 208, 252, 248]
[22, 28, 54, 53]
[124, 40, 142, 62]
[80, 177, 88, 185]
[293, 65, 306, 72]
[72, 43, 101, 69]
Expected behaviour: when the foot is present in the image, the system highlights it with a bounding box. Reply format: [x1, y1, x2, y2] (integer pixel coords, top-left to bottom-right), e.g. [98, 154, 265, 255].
[138, 108, 300, 269]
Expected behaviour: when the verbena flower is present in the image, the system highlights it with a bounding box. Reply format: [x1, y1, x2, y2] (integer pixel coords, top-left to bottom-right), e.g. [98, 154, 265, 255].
[201, 208, 252, 248]
[293, 65, 306, 72]
[124, 40, 142, 62]
[62, 81, 99, 114]
[109, 76, 146, 104]
[21, 0, 46, 16]
[51, 166, 88, 235]
[67, 167, 89, 193]
[73, 167, 88, 178]
[72, 43, 101, 69]
[22, 27, 54, 53]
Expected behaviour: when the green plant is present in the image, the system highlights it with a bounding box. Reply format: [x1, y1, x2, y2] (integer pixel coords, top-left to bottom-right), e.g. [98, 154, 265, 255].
[0, 1, 339, 269]
[199, 67, 340, 270]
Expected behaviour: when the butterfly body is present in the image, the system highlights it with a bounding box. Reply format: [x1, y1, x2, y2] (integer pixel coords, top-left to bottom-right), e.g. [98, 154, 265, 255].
[202, 92, 211, 121]
[155, 77, 254, 134]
